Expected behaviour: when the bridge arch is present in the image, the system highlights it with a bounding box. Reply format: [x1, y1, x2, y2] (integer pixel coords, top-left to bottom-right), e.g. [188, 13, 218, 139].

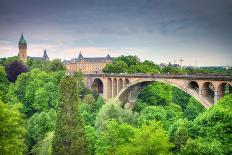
[124, 78, 129, 86]
[116, 78, 212, 108]
[201, 82, 215, 103]
[188, 81, 199, 94]
[218, 82, 232, 96]
[91, 78, 104, 95]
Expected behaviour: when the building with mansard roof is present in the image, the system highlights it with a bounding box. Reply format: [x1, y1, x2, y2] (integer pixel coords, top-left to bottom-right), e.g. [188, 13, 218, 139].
[27, 49, 49, 61]
[18, 33, 49, 62]
[65, 52, 113, 74]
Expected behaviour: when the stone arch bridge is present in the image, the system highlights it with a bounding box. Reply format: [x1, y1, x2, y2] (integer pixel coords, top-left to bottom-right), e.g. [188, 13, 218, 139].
[84, 74, 232, 108]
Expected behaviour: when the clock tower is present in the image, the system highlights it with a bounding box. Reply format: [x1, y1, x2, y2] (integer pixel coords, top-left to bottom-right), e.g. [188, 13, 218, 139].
[18, 33, 27, 62]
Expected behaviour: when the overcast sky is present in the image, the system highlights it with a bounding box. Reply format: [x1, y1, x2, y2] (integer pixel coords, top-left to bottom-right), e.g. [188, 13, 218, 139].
[0, 0, 232, 66]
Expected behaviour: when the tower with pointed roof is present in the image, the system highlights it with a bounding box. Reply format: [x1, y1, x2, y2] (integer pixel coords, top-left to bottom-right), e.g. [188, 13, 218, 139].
[18, 33, 27, 62]
[78, 51, 84, 59]
[42, 49, 49, 61]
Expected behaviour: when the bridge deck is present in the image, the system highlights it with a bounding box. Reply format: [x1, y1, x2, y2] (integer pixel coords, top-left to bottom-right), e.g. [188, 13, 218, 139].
[84, 73, 232, 81]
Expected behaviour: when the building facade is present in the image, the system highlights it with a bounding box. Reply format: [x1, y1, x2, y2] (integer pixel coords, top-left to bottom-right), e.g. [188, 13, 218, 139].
[65, 52, 113, 74]
[18, 34, 49, 62]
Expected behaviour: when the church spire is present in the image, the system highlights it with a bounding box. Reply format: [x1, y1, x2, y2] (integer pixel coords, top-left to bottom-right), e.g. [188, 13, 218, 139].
[43, 49, 49, 61]
[43, 49, 48, 57]
[106, 53, 111, 59]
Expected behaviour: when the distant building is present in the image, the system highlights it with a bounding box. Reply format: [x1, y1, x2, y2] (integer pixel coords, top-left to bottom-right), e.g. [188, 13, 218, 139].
[159, 63, 167, 68]
[18, 33, 49, 62]
[160, 62, 181, 68]
[28, 49, 49, 62]
[65, 52, 113, 74]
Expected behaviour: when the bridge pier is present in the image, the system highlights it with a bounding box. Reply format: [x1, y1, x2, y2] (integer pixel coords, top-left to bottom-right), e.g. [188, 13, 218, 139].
[113, 78, 117, 97]
[214, 91, 223, 104]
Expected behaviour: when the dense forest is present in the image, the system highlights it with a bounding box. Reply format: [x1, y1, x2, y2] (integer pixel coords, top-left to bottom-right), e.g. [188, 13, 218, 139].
[0, 56, 231, 155]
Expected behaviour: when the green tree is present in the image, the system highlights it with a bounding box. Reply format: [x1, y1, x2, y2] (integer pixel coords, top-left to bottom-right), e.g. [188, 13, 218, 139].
[133, 100, 148, 112]
[163, 103, 183, 128]
[73, 71, 88, 98]
[95, 99, 137, 131]
[14, 72, 30, 103]
[0, 66, 9, 102]
[0, 100, 26, 155]
[127, 60, 160, 74]
[84, 125, 97, 155]
[95, 96, 104, 113]
[113, 60, 128, 73]
[137, 106, 167, 126]
[114, 55, 140, 67]
[189, 95, 232, 154]
[102, 64, 114, 73]
[161, 64, 183, 74]
[44, 59, 66, 72]
[83, 94, 95, 109]
[4, 83, 19, 104]
[135, 82, 172, 110]
[14, 69, 60, 117]
[95, 120, 135, 155]
[31, 132, 54, 155]
[103, 61, 128, 73]
[143, 60, 161, 71]
[103, 55, 163, 74]
[169, 119, 189, 153]
[80, 103, 96, 126]
[128, 63, 159, 73]
[27, 109, 56, 150]
[52, 76, 88, 155]
[80, 96, 104, 126]
[172, 87, 191, 110]
[180, 138, 223, 155]
[27, 59, 66, 72]
[26, 59, 43, 70]
[116, 121, 172, 155]
[0, 56, 19, 66]
[184, 97, 205, 121]
[164, 103, 183, 120]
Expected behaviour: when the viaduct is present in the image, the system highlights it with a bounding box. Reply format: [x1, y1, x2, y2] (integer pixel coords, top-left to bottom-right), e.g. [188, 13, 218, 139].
[84, 74, 232, 108]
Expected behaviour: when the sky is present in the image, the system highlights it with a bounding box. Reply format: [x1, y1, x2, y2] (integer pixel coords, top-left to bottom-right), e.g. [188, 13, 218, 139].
[0, 0, 232, 66]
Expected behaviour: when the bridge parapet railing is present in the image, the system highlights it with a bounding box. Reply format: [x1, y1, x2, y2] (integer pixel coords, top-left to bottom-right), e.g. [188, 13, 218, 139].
[84, 73, 232, 81]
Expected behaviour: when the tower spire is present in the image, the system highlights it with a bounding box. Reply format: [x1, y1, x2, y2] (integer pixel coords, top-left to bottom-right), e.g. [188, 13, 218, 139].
[78, 51, 84, 59]
[106, 53, 111, 59]
[43, 49, 49, 61]
[18, 33, 27, 44]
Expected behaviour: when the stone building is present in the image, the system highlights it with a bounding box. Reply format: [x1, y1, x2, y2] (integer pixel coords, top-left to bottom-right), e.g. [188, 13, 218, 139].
[18, 33, 49, 62]
[65, 52, 113, 74]
[18, 33, 27, 62]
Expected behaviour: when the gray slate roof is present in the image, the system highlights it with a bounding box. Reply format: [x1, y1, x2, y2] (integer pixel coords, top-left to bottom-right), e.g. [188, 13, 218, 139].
[66, 52, 113, 63]
[27, 49, 49, 61]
